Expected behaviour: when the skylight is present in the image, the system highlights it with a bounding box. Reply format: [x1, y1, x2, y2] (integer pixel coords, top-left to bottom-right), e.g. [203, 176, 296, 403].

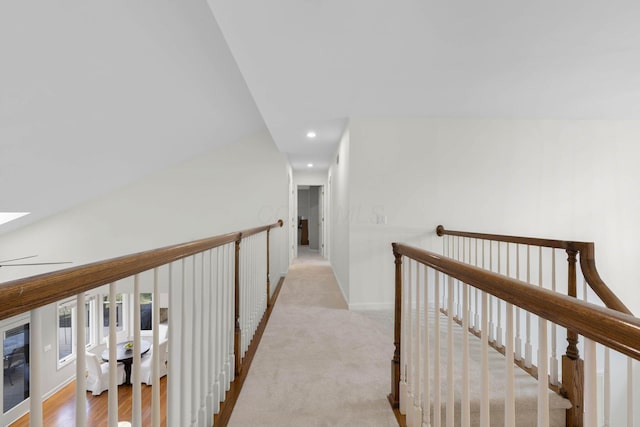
[0, 212, 30, 226]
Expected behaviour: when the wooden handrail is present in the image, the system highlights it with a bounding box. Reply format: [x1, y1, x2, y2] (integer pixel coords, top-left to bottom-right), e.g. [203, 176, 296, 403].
[0, 220, 283, 322]
[393, 242, 640, 361]
[436, 225, 632, 315]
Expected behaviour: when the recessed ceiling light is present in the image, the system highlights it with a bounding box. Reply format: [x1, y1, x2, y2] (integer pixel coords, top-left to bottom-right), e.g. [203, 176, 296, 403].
[306, 131, 316, 139]
[0, 212, 30, 226]
[307, 163, 314, 168]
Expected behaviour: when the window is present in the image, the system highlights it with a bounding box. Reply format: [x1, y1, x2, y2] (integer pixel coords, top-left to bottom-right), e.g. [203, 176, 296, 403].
[57, 296, 96, 366]
[3, 322, 29, 413]
[102, 294, 125, 340]
[140, 293, 152, 331]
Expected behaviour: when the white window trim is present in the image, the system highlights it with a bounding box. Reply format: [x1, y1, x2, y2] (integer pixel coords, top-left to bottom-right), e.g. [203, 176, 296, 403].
[56, 295, 98, 370]
[100, 293, 129, 345]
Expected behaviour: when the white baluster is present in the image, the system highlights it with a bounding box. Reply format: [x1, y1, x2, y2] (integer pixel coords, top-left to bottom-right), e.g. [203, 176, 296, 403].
[480, 291, 489, 427]
[407, 260, 415, 424]
[515, 245, 522, 361]
[132, 275, 142, 427]
[474, 239, 480, 332]
[457, 236, 462, 321]
[423, 265, 431, 427]
[212, 252, 219, 410]
[603, 348, 610, 427]
[496, 242, 503, 348]
[537, 318, 549, 427]
[30, 307, 43, 427]
[197, 254, 206, 425]
[109, 282, 119, 427]
[413, 263, 423, 427]
[584, 338, 597, 427]
[168, 263, 180, 426]
[76, 292, 87, 427]
[191, 257, 200, 426]
[152, 268, 161, 427]
[400, 258, 408, 415]
[505, 302, 515, 426]
[550, 250, 559, 386]
[525, 245, 532, 368]
[628, 358, 633, 427]
[181, 259, 191, 425]
[461, 282, 470, 427]
[434, 272, 441, 427]
[537, 248, 549, 427]
[447, 276, 454, 427]
[228, 244, 235, 384]
[488, 242, 495, 344]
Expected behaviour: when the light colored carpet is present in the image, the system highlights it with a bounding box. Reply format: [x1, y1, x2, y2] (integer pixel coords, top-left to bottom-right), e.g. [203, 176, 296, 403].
[228, 252, 571, 426]
[228, 254, 398, 427]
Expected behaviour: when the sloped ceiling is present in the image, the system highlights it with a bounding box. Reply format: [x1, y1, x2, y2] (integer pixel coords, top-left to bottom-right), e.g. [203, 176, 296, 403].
[0, 1, 265, 234]
[209, 0, 640, 168]
[3, 1, 640, 234]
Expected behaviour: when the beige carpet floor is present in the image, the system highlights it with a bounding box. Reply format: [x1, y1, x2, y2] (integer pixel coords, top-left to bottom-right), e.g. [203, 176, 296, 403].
[227, 251, 398, 427]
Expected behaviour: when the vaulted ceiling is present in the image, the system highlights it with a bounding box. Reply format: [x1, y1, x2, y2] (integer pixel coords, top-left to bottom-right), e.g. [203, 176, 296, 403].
[2, 1, 640, 233]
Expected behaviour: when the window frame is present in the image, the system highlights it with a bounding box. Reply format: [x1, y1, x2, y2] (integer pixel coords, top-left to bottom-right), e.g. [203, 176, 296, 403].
[56, 295, 98, 369]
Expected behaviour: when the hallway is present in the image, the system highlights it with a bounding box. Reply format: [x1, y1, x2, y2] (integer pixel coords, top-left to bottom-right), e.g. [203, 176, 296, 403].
[227, 251, 398, 426]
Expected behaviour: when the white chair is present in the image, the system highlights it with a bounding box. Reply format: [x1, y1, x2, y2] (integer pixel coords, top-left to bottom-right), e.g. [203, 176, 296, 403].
[139, 339, 168, 385]
[85, 351, 125, 395]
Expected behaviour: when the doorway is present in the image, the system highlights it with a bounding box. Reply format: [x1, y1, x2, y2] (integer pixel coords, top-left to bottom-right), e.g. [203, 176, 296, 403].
[297, 185, 324, 258]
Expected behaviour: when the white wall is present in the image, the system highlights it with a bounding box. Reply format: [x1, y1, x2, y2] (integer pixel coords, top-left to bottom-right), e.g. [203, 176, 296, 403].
[293, 170, 328, 187]
[0, 129, 290, 413]
[328, 128, 351, 303]
[347, 117, 640, 314]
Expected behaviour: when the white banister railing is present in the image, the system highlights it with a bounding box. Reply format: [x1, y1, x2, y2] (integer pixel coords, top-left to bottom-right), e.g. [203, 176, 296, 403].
[0, 220, 283, 426]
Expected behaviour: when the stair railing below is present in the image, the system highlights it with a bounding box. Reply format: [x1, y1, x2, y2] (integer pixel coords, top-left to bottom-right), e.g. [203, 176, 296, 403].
[390, 241, 640, 427]
[0, 220, 283, 427]
[436, 225, 633, 426]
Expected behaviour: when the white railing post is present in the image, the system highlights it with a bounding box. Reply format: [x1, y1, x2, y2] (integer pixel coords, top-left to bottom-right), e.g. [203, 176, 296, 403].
[423, 265, 431, 427]
[627, 358, 633, 427]
[461, 282, 470, 427]
[168, 263, 180, 427]
[132, 275, 142, 427]
[400, 258, 408, 415]
[515, 245, 522, 361]
[480, 291, 489, 427]
[108, 282, 119, 427]
[29, 307, 43, 427]
[434, 272, 441, 427]
[550, 250, 559, 386]
[505, 302, 515, 426]
[584, 338, 597, 427]
[537, 247, 550, 427]
[75, 292, 87, 427]
[446, 276, 454, 427]
[152, 268, 161, 427]
[413, 262, 423, 427]
[524, 245, 532, 368]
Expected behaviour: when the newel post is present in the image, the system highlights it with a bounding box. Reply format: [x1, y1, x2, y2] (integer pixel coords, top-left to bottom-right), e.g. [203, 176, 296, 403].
[388, 243, 402, 408]
[562, 248, 584, 427]
[234, 237, 242, 377]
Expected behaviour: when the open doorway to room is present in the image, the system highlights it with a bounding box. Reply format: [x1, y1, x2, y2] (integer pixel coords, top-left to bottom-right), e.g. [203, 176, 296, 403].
[296, 185, 324, 261]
